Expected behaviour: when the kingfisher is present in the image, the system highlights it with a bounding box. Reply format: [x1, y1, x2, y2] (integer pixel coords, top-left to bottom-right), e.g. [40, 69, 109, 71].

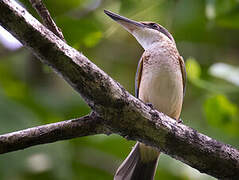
[104, 10, 186, 180]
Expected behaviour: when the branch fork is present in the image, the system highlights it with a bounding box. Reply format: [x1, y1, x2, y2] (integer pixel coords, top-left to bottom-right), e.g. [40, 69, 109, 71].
[0, 0, 238, 179]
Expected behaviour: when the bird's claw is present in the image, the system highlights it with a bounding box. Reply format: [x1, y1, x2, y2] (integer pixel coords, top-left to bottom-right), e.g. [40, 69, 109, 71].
[178, 118, 183, 123]
[146, 103, 154, 109]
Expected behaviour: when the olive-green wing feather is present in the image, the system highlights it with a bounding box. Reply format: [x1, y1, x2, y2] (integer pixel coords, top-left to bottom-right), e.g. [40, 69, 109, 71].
[178, 56, 187, 97]
[135, 57, 144, 98]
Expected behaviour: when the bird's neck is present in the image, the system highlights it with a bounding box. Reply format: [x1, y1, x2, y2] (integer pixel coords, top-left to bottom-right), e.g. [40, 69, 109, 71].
[142, 40, 172, 51]
[141, 36, 175, 51]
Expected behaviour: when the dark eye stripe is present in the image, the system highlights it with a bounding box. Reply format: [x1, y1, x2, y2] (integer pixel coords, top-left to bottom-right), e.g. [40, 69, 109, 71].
[141, 22, 174, 42]
[149, 23, 158, 29]
[157, 26, 174, 42]
[148, 23, 174, 42]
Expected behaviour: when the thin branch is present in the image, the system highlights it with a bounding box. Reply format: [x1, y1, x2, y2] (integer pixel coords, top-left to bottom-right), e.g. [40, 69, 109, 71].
[0, 112, 109, 154]
[29, 0, 65, 41]
[0, 0, 239, 179]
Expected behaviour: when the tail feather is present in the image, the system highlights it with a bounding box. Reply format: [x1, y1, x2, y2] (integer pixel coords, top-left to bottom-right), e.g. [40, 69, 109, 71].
[130, 157, 158, 180]
[114, 142, 159, 180]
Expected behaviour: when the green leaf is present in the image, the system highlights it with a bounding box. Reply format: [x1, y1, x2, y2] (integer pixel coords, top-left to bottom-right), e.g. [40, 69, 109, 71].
[185, 57, 201, 81]
[83, 31, 102, 48]
[20, 0, 85, 17]
[56, 16, 103, 48]
[203, 94, 239, 136]
[211, 0, 239, 28]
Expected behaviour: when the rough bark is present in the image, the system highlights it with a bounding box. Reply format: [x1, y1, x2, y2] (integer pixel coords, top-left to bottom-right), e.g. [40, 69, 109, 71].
[0, 0, 239, 179]
[28, 0, 65, 41]
[0, 112, 109, 154]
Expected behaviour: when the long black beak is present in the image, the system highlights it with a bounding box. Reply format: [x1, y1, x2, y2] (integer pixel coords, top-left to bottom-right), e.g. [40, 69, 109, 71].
[104, 10, 145, 32]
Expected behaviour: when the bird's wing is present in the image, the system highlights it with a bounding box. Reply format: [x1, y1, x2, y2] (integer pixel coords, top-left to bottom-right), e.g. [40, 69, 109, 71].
[135, 56, 144, 98]
[178, 56, 187, 97]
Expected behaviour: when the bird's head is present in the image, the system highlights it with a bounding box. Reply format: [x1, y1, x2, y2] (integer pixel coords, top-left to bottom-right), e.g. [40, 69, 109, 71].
[104, 10, 175, 50]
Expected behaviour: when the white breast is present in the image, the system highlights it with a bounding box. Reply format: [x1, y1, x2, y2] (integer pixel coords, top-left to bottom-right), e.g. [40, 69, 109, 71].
[138, 46, 183, 119]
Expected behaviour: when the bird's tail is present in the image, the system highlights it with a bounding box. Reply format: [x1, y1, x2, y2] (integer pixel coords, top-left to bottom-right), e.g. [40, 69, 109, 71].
[114, 142, 160, 180]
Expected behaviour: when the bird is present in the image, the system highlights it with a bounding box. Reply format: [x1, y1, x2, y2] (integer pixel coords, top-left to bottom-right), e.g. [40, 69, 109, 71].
[104, 10, 186, 180]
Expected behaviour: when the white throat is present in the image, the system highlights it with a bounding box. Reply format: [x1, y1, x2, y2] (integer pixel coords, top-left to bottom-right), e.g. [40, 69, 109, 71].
[132, 28, 174, 50]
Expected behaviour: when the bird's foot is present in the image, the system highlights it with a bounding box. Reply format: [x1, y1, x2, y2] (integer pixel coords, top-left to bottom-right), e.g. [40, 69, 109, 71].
[146, 103, 154, 109]
[178, 118, 183, 123]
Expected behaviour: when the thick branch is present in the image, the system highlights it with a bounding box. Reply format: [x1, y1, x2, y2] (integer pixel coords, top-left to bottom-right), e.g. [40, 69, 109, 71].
[0, 0, 239, 179]
[0, 112, 108, 154]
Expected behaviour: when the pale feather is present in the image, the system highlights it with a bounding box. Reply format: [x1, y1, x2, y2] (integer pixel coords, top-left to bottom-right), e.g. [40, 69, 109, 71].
[138, 42, 183, 120]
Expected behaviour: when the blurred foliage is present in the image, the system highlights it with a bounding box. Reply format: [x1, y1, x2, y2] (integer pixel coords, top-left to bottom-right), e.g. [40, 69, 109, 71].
[0, 0, 239, 179]
[204, 94, 239, 136]
[186, 57, 201, 81]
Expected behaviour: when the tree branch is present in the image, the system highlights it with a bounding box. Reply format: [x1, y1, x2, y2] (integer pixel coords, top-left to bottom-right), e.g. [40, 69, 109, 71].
[29, 0, 65, 41]
[0, 112, 109, 154]
[0, 0, 239, 179]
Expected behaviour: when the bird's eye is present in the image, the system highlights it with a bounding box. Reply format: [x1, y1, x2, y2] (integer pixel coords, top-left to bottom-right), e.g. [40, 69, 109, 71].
[150, 23, 158, 29]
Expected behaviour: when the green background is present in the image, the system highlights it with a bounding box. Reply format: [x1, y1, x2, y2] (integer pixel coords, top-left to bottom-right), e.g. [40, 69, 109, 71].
[0, 0, 239, 179]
